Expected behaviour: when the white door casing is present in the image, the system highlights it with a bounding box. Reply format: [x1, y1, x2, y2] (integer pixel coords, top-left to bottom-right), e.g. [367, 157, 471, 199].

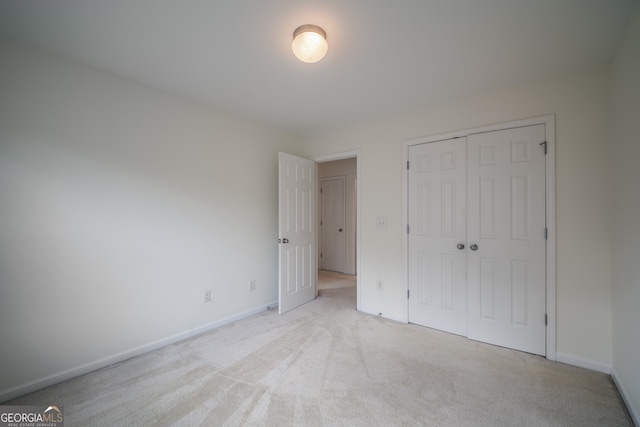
[466, 124, 546, 355]
[408, 138, 468, 336]
[278, 152, 316, 314]
[320, 177, 346, 273]
[407, 122, 548, 356]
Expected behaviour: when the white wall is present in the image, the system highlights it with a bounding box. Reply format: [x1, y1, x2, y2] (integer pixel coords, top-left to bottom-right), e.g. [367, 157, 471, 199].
[318, 158, 357, 275]
[306, 68, 614, 368]
[610, 5, 640, 424]
[0, 39, 304, 400]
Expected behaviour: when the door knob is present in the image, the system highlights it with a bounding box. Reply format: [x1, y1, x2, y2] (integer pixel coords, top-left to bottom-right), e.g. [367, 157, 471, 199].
[339, 228, 343, 232]
[282, 238, 289, 244]
[470, 244, 478, 251]
[457, 243, 465, 250]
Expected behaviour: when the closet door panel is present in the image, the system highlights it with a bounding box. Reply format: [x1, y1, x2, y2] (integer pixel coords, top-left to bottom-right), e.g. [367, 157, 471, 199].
[408, 138, 467, 335]
[467, 125, 546, 355]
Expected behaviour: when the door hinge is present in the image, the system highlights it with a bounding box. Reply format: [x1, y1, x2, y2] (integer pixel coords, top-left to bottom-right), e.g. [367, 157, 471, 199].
[407, 160, 410, 170]
[545, 314, 548, 326]
[544, 228, 548, 240]
[407, 289, 410, 299]
[320, 220, 323, 226]
[540, 141, 548, 155]
[320, 252, 323, 258]
[407, 224, 410, 234]
[320, 187, 323, 193]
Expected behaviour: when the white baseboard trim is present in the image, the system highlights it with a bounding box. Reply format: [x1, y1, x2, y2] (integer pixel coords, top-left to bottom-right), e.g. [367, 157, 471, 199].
[357, 305, 404, 323]
[383, 312, 406, 323]
[556, 352, 612, 374]
[611, 367, 640, 427]
[0, 301, 278, 404]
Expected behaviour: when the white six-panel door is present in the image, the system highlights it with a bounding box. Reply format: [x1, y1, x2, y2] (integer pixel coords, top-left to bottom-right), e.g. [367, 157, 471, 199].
[408, 137, 468, 336]
[320, 177, 346, 273]
[279, 152, 316, 314]
[408, 125, 547, 355]
[466, 125, 546, 355]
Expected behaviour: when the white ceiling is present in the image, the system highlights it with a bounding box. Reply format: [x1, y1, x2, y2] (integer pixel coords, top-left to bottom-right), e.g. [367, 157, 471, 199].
[0, 0, 636, 136]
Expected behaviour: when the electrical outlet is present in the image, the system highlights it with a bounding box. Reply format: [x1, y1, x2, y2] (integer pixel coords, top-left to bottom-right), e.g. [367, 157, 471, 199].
[376, 217, 388, 229]
[203, 289, 211, 303]
[377, 280, 384, 291]
[249, 279, 256, 291]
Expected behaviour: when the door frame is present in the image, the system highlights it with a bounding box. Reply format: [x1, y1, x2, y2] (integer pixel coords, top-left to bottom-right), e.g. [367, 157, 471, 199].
[402, 115, 556, 360]
[314, 150, 361, 311]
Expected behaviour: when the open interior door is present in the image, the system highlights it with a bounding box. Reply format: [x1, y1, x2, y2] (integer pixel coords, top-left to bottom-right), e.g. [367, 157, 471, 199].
[278, 152, 316, 314]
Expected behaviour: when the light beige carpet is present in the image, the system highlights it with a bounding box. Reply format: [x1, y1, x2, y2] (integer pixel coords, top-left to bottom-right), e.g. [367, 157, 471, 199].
[8, 271, 632, 426]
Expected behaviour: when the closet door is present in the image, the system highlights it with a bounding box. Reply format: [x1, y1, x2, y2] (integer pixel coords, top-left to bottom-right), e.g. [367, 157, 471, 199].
[466, 125, 546, 355]
[408, 138, 468, 336]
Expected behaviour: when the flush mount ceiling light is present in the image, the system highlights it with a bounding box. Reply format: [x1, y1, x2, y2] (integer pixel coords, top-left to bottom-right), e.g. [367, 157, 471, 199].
[291, 24, 328, 63]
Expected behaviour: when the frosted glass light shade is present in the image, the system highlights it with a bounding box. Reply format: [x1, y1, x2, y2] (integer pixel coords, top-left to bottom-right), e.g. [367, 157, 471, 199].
[291, 25, 328, 63]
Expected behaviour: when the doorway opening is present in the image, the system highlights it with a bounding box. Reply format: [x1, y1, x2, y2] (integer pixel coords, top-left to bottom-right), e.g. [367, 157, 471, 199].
[315, 152, 360, 310]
